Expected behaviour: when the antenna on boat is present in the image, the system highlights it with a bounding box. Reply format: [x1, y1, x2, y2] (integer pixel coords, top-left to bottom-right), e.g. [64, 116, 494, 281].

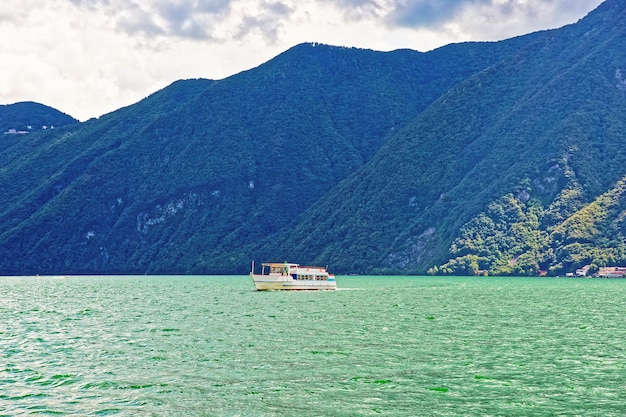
[251, 260, 254, 274]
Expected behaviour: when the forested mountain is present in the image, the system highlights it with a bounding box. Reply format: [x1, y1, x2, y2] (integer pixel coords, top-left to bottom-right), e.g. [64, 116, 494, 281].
[265, 0, 626, 275]
[1, 0, 625, 276]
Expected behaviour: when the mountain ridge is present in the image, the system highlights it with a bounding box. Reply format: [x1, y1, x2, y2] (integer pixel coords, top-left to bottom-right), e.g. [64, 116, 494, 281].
[0, 37, 529, 274]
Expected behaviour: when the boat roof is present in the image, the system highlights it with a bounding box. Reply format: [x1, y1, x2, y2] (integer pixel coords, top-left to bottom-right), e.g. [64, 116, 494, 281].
[261, 262, 328, 271]
[262, 262, 298, 267]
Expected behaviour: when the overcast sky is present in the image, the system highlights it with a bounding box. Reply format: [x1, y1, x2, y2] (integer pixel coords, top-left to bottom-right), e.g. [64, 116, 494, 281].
[1, 0, 603, 121]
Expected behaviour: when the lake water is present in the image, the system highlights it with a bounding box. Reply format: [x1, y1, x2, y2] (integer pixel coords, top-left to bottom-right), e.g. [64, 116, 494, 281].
[2, 275, 626, 416]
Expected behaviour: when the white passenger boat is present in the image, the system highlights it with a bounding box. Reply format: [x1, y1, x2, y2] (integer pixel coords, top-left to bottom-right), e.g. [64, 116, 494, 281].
[249, 261, 337, 291]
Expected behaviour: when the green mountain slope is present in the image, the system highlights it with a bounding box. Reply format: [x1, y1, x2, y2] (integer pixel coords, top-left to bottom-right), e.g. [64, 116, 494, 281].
[0, 40, 529, 275]
[436, 175, 626, 276]
[547, 177, 626, 274]
[260, 0, 626, 275]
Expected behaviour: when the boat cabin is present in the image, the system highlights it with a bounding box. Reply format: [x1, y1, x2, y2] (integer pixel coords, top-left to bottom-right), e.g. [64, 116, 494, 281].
[259, 262, 330, 281]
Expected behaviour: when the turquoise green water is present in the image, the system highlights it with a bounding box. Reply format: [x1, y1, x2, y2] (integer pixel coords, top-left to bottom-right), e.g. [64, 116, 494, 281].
[2, 275, 626, 416]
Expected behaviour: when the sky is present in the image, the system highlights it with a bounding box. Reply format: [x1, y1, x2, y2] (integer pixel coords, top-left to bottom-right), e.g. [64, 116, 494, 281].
[0, 0, 603, 121]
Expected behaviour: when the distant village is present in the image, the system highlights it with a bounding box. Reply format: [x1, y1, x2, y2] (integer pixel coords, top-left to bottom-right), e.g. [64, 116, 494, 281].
[3, 125, 55, 135]
[474, 266, 626, 278]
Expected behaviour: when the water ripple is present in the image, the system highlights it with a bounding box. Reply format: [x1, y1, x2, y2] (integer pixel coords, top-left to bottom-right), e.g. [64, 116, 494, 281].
[2, 275, 626, 415]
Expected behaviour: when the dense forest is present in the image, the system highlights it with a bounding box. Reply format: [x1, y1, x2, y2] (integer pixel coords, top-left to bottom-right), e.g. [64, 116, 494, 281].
[1, 0, 625, 276]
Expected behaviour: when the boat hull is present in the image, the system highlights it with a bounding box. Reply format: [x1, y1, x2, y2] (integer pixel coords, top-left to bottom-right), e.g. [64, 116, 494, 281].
[250, 273, 336, 291]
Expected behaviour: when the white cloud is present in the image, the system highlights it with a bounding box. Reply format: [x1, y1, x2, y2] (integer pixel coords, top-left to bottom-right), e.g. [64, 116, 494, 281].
[0, 0, 603, 121]
[444, 0, 603, 41]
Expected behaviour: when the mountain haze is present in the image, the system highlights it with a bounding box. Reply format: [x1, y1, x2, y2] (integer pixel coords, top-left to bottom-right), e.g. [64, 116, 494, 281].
[1, 0, 625, 275]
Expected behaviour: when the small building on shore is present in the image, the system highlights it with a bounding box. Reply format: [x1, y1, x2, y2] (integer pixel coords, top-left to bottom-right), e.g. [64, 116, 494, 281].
[597, 267, 626, 278]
